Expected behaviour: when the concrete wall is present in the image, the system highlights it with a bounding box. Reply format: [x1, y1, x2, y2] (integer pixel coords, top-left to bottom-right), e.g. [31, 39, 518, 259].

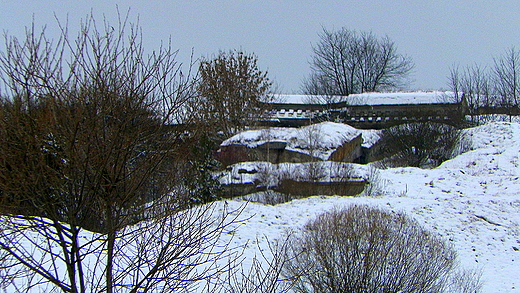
[277, 179, 366, 197]
[221, 179, 366, 198]
[328, 134, 363, 162]
[217, 138, 364, 166]
[265, 102, 465, 129]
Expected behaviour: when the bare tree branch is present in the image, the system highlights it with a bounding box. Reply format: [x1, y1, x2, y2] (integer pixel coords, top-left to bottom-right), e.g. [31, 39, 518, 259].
[0, 10, 245, 293]
[303, 28, 414, 100]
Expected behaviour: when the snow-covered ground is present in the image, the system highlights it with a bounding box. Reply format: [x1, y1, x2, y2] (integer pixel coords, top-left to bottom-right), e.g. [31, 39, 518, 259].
[219, 121, 520, 292]
[221, 122, 365, 160]
[5, 120, 520, 292]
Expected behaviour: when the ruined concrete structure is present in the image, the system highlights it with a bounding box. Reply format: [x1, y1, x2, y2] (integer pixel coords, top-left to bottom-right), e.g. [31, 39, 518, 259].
[217, 135, 364, 166]
[216, 122, 366, 166]
[216, 92, 465, 198]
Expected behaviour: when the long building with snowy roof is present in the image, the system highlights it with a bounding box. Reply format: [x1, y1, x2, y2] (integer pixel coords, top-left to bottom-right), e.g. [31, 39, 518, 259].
[264, 91, 466, 128]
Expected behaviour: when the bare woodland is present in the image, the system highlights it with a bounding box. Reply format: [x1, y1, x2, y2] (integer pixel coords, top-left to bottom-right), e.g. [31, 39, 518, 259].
[448, 47, 520, 117]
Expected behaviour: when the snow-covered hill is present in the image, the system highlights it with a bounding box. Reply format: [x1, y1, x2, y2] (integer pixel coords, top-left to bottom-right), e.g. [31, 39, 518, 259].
[7, 120, 520, 292]
[220, 121, 520, 292]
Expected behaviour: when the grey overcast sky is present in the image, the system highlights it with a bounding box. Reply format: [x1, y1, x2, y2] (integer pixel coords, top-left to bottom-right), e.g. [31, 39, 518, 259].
[2, 0, 520, 93]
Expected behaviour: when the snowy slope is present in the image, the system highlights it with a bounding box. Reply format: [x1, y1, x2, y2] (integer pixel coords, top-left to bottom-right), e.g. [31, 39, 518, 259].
[219, 121, 520, 292]
[8, 121, 520, 292]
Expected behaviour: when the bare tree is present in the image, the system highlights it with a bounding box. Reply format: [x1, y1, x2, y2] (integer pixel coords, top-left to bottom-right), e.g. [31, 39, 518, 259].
[298, 124, 326, 182]
[448, 65, 463, 104]
[448, 47, 520, 119]
[493, 47, 520, 111]
[362, 165, 384, 196]
[282, 205, 480, 293]
[301, 73, 343, 105]
[303, 27, 414, 99]
[448, 64, 494, 115]
[196, 50, 273, 137]
[0, 12, 244, 293]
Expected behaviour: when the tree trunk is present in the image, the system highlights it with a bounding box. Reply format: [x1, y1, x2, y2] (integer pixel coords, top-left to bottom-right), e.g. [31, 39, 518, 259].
[106, 207, 115, 293]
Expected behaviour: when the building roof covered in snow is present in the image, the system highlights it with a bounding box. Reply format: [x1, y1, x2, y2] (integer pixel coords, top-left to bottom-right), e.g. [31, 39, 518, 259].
[274, 91, 458, 106]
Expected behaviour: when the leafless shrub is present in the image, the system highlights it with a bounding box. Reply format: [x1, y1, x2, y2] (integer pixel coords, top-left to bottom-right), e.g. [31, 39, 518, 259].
[241, 191, 294, 206]
[327, 162, 353, 182]
[297, 124, 326, 182]
[362, 165, 384, 196]
[282, 205, 480, 293]
[444, 268, 483, 293]
[217, 235, 296, 293]
[452, 130, 473, 157]
[300, 124, 322, 159]
[298, 162, 326, 182]
[378, 122, 461, 168]
[256, 164, 280, 188]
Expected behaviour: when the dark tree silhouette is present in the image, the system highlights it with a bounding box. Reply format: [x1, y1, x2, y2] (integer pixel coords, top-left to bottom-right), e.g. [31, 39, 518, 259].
[303, 27, 414, 99]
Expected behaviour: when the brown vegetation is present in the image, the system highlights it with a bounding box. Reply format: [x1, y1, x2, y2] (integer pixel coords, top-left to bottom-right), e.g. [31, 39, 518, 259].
[282, 205, 482, 293]
[0, 12, 244, 293]
[195, 50, 273, 137]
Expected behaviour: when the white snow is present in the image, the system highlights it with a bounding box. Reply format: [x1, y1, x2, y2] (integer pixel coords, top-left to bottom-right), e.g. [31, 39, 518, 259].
[217, 121, 520, 292]
[218, 161, 366, 186]
[275, 91, 457, 105]
[221, 122, 363, 160]
[221, 121, 381, 161]
[8, 120, 520, 292]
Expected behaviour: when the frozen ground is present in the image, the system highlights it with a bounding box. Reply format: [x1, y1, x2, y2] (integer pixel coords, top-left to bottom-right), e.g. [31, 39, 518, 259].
[7, 120, 520, 292]
[218, 121, 520, 292]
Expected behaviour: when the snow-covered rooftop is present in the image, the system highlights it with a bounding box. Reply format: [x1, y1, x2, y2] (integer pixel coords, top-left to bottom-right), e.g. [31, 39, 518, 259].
[275, 91, 457, 106]
[221, 122, 363, 160]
